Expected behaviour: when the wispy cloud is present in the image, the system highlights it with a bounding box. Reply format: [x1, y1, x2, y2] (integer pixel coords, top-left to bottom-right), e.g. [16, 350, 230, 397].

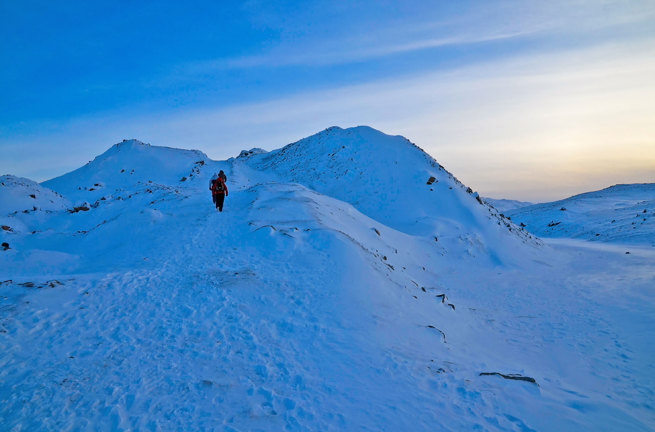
[174, 0, 655, 75]
[186, 30, 531, 71]
[5, 40, 655, 201]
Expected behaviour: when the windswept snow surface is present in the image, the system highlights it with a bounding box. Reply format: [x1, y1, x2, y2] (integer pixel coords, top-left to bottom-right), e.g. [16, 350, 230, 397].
[1, 129, 654, 431]
[507, 183, 655, 246]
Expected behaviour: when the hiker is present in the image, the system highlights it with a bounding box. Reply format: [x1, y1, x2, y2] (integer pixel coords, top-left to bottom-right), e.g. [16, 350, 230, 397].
[211, 172, 228, 212]
[208, 171, 228, 205]
[209, 173, 219, 205]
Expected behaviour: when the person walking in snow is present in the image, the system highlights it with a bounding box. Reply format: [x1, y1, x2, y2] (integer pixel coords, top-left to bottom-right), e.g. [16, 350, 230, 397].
[209, 170, 228, 207]
[209, 173, 219, 206]
[211, 172, 228, 212]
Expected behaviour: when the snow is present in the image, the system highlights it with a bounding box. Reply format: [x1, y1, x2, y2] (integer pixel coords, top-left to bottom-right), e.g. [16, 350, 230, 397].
[1, 127, 654, 431]
[506, 183, 655, 246]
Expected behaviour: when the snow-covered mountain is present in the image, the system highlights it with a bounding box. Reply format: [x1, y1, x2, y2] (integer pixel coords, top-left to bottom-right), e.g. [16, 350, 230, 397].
[238, 126, 536, 263]
[1, 127, 654, 431]
[506, 183, 655, 246]
[44, 139, 210, 203]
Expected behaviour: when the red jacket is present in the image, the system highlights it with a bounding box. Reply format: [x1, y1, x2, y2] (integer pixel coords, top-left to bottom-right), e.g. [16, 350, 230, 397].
[212, 178, 228, 196]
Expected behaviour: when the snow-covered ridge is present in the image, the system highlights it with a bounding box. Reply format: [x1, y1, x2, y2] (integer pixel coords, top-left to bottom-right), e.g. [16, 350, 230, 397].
[507, 183, 655, 245]
[13, 126, 537, 263]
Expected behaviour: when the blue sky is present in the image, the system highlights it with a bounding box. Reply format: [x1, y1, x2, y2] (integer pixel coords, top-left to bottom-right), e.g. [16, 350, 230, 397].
[2, 0, 654, 200]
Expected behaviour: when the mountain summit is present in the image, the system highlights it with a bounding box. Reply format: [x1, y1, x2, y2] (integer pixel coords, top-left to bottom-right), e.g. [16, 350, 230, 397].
[44, 139, 208, 203]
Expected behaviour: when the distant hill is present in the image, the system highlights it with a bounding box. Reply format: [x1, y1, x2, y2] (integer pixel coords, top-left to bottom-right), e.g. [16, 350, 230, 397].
[507, 183, 655, 246]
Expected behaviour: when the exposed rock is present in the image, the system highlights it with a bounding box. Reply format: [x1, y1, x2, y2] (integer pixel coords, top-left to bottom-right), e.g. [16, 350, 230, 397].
[425, 325, 447, 342]
[69, 205, 90, 213]
[479, 372, 537, 384]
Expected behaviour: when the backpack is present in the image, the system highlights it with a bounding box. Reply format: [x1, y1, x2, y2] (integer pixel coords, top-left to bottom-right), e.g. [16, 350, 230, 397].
[215, 179, 225, 193]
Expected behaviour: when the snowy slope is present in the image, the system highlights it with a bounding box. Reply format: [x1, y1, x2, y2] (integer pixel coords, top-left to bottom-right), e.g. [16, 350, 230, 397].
[507, 183, 655, 246]
[1, 129, 654, 431]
